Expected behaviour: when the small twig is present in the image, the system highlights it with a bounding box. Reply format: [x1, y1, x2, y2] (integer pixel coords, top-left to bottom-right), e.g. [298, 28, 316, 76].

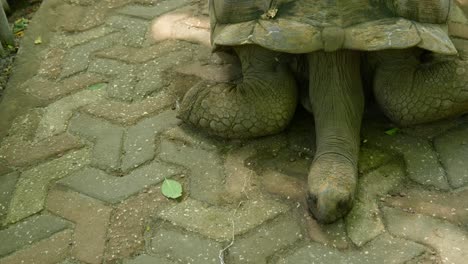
[218, 201, 243, 264]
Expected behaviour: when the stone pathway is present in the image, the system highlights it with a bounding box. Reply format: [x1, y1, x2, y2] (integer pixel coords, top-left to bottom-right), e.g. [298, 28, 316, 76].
[0, 0, 467, 264]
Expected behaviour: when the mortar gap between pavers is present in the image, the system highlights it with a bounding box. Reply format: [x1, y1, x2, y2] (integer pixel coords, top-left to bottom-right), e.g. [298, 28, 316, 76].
[428, 138, 453, 190]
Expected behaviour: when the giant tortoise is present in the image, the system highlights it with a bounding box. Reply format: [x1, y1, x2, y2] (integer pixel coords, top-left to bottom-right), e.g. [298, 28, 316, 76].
[179, 0, 468, 223]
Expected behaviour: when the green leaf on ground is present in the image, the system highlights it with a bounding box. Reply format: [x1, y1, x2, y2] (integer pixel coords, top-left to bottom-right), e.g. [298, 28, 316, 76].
[13, 18, 29, 34]
[161, 179, 183, 199]
[385, 128, 400, 136]
[34, 36, 42, 45]
[87, 83, 107, 90]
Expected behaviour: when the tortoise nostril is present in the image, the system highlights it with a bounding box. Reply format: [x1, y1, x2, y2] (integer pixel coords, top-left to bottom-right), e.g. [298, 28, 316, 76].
[337, 198, 352, 212]
[307, 193, 318, 213]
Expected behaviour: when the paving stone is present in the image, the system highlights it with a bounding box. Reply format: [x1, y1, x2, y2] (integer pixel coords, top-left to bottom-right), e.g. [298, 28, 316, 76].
[362, 124, 449, 190]
[384, 187, 468, 227]
[434, 124, 468, 188]
[358, 146, 394, 174]
[258, 165, 308, 202]
[223, 145, 261, 201]
[163, 124, 225, 151]
[82, 71, 198, 125]
[88, 58, 135, 76]
[383, 206, 468, 264]
[227, 213, 303, 264]
[35, 89, 107, 140]
[107, 15, 150, 47]
[0, 159, 12, 176]
[105, 184, 169, 263]
[5, 148, 90, 224]
[107, 74, 140, 101]
[95, 40, 195, 64]
[58, 160, 182, 204]
[0, 133, 83, 168]
[88, 58, 139, 101]
[0, 229, 72, 264]
[0, 214, 72, 258]
[90, 52, 186, 102]
[57, 2, 113, 32]
[123, 254, 177, 264]
[118, 0, 192, 20]
[37, 48, 66, 80]
[400, 117, 467, 140]
[157, 198, 289, 241]
[276, 233, 426, 264]
[159, 139, 225, 204]
[46, 187, 113, 264]
[129, 48, 195, 100]
[54, 3, 89, 32]
[149, 224, 223, 264]
[0, 172, 19, 223]
[60, 33, 122, 78]
[24, 73, 108, 101]
[69, 114, 124, 171]
[122, 110, 180, 172]
[83, 92, 176, 125]
[57, 258, 88, 264]
[346, 162, 405, 247]
[52, 26, 119, 49]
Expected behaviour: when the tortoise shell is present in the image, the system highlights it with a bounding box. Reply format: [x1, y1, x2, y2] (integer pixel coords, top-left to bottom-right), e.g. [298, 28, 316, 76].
[210, 0, 460, 54]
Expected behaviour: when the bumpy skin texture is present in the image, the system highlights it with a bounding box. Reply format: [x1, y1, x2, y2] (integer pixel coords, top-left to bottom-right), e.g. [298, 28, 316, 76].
[179, 45, 298, 139]
[307, 51, 364, 223]
[373, 40, 468, 126]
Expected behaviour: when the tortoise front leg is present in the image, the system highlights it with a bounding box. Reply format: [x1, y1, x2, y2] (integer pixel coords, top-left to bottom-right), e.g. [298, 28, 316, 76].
[307, 51, 364, 223]
[373, 38, 468, 127]
[179, 45, 298, 139]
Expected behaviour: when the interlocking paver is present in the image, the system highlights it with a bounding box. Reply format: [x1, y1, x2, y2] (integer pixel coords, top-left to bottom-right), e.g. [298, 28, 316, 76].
[107, 15, 150, 47]
[95, 40, 196, 64]
[52, 26, 119, 49]
[58, 160, 182, 204]
[46, 187, 113, 264]
[24, 73, 107, 101]
[227, 213, 304, 264]
[105, 185, 170, 262]
[37, 48, 66, 80]
[0, 172, 19, 223]
[82, 92, 177, 125]
[383, 206, 468, 264]
[159, 139, 225, 204]
[276, 234, 427, 264]
[0, 132, 83, 168]
[69, 114, 124, 171]
[157, 198, 289, 241]
[358, 146, 395, 174]
[0, 230, 72, 264]
[434, 123, 468, 188]
[118, 0, 192, 20]
[35, 89, 107, 140]
[5, 148, 90, 224]
[346, 162, 405, 246]
[363, 123, 450, 190]
[122, 110, 180, 172]
[123, 254, 177, 264]
[0, 214, 72, 258]
[384, 187, 468, 227]
[149, 224, 223, 264]
[60, 33, 122, 78]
